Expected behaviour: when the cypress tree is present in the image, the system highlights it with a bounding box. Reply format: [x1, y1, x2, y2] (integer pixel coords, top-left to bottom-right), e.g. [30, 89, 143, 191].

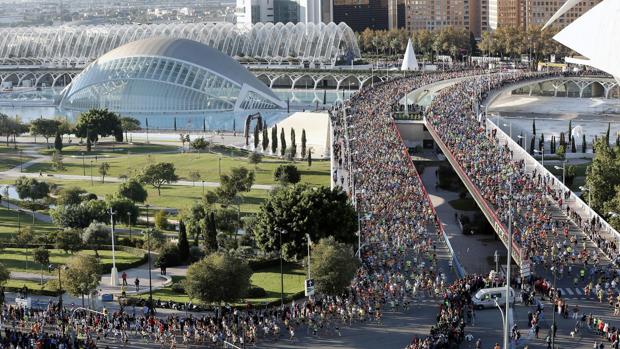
[530, 137, 535, 154]
[539, 133, 545, 152]
[54, 132, 63, 152]
[559, 132, 565, 148]
[568, 120, 572, 140]
[253, 124, 260, 149]
[571, 135, 576, 153]
[582, 134, 587, 153]
[262, 128, 269, 151]
[206, 212, 218, 252]
[177, 219, 190, 262]
[616, 133, 620, 147]
[301, 129, 307, 159]
[280, 128, 286, 157]
[271, 125, 278, 154]
[307, 148, 312, 167]
[606, 122, 611, 145]
[290, 128, 296, 158]
[173, 117, 177, 131]
[532, 118, 536, 135]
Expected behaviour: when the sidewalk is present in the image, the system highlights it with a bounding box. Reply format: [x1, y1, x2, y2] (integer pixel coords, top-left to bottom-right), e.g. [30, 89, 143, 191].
[420, 165, 505, 275]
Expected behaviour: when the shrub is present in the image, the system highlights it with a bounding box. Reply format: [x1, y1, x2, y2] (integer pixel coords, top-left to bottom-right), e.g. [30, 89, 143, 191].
[171, 282, 185, 294]
[247, 286, 267, 298]
[189, 246, 205, 262]
[154, 210, 168, 230]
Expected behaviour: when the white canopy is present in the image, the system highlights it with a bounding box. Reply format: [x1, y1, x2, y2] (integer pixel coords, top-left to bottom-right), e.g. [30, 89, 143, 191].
[401, 38, 419, 71]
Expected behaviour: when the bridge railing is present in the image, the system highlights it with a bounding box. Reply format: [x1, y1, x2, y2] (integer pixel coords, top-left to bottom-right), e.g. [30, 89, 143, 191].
[487, 118, 620, 252]
[424, 119, 523, 267]
[393, 121, 466, 278]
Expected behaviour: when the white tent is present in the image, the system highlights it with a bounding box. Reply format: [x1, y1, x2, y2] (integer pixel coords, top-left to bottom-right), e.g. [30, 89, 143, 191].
[401, 38, 419, 71]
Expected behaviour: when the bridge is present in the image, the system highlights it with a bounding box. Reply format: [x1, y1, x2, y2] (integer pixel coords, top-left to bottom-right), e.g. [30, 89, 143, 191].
[0, 66, 389, 91]
[332, 72, 619, 282]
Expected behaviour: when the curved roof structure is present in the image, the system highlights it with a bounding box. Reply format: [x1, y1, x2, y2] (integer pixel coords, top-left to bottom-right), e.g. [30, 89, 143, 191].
[60, 37, 285, 113]
[0, 22, 360, 67]
[551, 0, 620, 81]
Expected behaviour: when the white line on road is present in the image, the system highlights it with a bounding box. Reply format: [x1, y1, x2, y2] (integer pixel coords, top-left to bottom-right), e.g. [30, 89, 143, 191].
[564, 288, 574, 295]
[575, 288, 582, 295]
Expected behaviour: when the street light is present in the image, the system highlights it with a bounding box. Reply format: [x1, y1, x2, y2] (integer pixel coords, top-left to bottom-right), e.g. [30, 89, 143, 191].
[143, 227, 154, 315]
[49, 264, 67, 314]
[109, 209, 118, 287]
[579, 186, 592, 205]
[279, 229, 288, 307]
[502, 123, 512, 139]
[533, 149, 544, 167]
[554, 161, 567, 187]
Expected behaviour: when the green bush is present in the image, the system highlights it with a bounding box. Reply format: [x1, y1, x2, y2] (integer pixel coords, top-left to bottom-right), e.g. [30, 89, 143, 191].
[171, 282, 185, 294]
[247, 286, 267, 298]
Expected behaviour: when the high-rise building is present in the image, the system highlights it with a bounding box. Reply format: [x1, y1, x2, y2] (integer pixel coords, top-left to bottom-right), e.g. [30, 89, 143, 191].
[486, 0, 600, 29]
[236, 0, 324, 24]
[405, 0, 470, 32]
[332, 0, 405, 32]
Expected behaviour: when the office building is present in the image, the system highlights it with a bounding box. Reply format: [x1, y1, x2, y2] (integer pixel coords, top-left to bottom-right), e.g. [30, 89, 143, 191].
[333, 0, 405, 32]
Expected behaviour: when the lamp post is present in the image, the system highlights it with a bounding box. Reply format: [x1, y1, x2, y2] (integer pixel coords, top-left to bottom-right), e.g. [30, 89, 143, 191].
[201, 180, 205, 196]
[144, 227, 154, 315]
[554, 161, 566, 187]
[502, 122, 512, 139]
[49, 264, 66, 314]
[19, 149, 23, 172]
[503, 179, 513, 349]
[533, 149, 544, 167]
[145, 204, 150, 228]
[279, 229, 287, 307]
[305, 233, 311, 279]
[109, 208, 118, 287]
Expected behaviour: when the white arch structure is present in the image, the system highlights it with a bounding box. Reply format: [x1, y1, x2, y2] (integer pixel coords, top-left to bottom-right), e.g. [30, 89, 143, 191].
[0, 22, 360, 67]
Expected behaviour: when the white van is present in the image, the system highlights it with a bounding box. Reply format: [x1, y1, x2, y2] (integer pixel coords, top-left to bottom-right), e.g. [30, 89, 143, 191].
[472, 287, 516, 309]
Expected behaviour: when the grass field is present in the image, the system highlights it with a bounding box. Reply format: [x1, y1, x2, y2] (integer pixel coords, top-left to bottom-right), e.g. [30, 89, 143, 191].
[26, 150, 330, 186]
[0, 205, 57, 238]
[39, 143, 179, 157]
[0, 248, 144, 275]
[137, 263, 306, 305]
[0, 146, 33, 171]
[4, 278, 56, 291]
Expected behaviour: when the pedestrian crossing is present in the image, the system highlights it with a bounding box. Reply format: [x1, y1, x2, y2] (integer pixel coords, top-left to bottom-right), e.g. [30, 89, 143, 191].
[554, 286, 613, 300]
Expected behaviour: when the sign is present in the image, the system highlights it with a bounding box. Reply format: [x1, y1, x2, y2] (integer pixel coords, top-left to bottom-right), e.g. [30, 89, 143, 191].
[15, 297, 31, 308]
[305, 279, 315, 297]
[520, 261, 531, 278]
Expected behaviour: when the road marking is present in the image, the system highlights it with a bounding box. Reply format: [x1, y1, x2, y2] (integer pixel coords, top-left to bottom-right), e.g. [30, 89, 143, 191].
[564, 288, 574, 295]
[575, 288, 582, 295]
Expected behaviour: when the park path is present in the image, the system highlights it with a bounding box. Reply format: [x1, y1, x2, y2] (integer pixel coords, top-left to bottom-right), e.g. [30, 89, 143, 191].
[420, 166, 504, 275]
[0, 199, 53, 223]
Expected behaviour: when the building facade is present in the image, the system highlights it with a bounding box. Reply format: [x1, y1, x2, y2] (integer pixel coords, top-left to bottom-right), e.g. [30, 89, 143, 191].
[405, 0, 470, 32]
[487, 0, 600, 29]
[332, 0, 405, 32]
[235, 0, 324, 24]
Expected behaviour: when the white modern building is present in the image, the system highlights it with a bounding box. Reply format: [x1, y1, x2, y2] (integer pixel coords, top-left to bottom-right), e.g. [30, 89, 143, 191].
[59, 37, 286, 113]
[545, 0, 619, 82]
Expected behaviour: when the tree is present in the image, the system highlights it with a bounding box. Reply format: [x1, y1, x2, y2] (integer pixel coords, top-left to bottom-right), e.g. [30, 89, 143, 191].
[253, 124, 260, 149]
[205, 211, 218, 251]
[308, 148, 313, 167]
[290, 128, 297, 158]
[98, 162, 110, 183]
[248, 152, 262, 169]
[117, 178, 148, 203]
[583, 134, 587, 153]
[55, 229, 82, 254]
[33, 246, 50, 285]
[0, 262, 9, 287]
[571, 136, 577, 153]
[262, 128, 269, 151]
[155, 210, 168, 229]
[61, 253, 101, 307]
[188, 171, 201, 186]
[50, 200, 108, 229]
[144, 228, 167, 251]
[57, 186, 86, 206]
[51, 150, 65, 171]
[280, 128, 286, 157]
[155, 243, 182, 270]
[74, 109, 123, 149]
[14, 177, 49, 202]
[180, 133, 187, 151]
[556, 144, 566, 159]
[532, 118, 536, 135]
[54, 132, 63, 151]
[190, 137, 209, 156]
[607, 122, 611, 145]
[15, 227, 34, 269]
[216, 167, 255, 204]
[271, 125, 278, 154]
[30, 118, 61, 145]
[585, 137, 620, 212]
[120, 117, 140, 143]
[178, 220, 190, 262]
[184, 252, 252, 303]
[106, 197, 139, 225]
[274, 164, 301, 185]
[139, 162, 179, 196]
[82, 221, 110, 257]
[253, 185, 357, 260]
[311, 236, 359, 295]
[301, 129, 307, 159]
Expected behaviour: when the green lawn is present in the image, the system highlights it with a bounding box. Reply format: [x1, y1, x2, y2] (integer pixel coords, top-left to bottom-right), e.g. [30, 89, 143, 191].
[4, 278, 57, 291]
[39, 142, 179, 157]
[0, 248, 143, 275]
[136, 263, 306, 305]
[0, 146, 32, 171]
[26, 150, 330, 186]
[0, 205, 57, 239]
